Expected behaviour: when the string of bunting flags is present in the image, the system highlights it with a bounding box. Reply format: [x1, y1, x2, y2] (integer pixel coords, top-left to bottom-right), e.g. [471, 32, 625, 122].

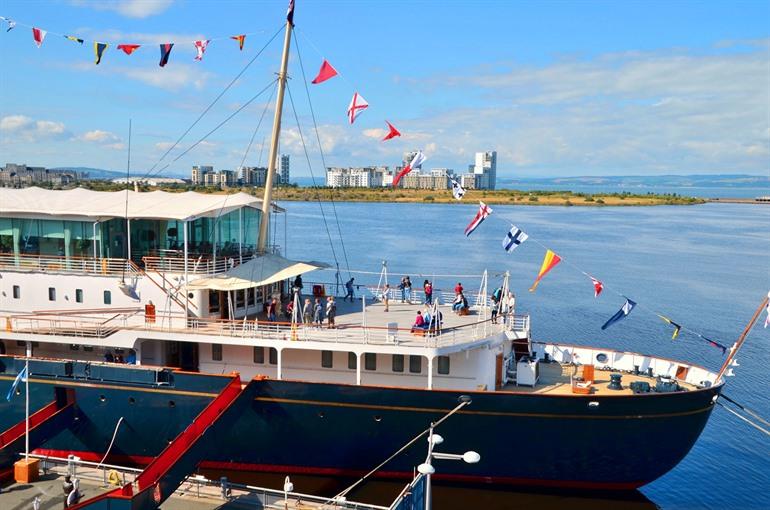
[461, 200, 731, 354]
[0, 15, 267, 67]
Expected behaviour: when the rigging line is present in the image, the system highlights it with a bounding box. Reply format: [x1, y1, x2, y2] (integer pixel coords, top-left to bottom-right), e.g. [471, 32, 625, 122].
[1, 18, 268, 45]
[151, 78, 279, 178]
[141, 24, 284, 181]
[238, 81, 278, 172]
[285, 81, 340, 268]
[493, 212, 729, 351]
[293, 31, 351, 277]
[716, 401, 770, 437]
[720, 394, 770, 428]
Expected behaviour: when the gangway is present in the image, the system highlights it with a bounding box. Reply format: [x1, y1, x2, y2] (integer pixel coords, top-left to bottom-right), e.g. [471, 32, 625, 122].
[68, 374, 246, 510]
[0, 387, 76, 479]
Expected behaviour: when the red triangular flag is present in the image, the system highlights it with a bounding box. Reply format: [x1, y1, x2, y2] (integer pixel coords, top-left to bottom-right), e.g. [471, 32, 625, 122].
[231, 35, 246, 51]
[590, 276, 603, 298]
[311, 59, 338, 84]
[382, 121, 401, 141]
[117, 44, 141, 55]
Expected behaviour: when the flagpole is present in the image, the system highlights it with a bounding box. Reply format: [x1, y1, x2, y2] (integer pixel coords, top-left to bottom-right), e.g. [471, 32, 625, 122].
[25, 342, 30, 461]
[716, 294, 769, 383]
[257, 7, 293, 254]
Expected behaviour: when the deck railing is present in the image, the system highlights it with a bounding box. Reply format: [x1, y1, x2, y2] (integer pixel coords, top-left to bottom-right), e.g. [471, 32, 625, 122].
[4, 309, 530, 349]
[0, 253, 141, 277]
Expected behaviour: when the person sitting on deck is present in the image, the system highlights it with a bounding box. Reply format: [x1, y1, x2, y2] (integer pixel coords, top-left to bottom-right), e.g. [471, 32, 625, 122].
[454, 282, 464, 296]
[411, 311, 426, 332]
[452, 293, 469, 313]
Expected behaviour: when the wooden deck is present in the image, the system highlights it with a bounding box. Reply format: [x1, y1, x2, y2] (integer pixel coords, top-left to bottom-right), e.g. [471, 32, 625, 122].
[502, 361, 698, 396]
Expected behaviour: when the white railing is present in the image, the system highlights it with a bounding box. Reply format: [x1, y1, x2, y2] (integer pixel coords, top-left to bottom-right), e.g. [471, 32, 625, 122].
[0, 253, 141, 277]
[25, 453, 388, 510]
[4, 309, 530, 350]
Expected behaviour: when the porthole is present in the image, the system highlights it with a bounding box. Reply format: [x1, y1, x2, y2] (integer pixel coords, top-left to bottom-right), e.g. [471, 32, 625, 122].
[128, 397, 136, 405]
[15, 388, 21, 396]
[596, 353, 608, 364]
[99, 395, 106, 403]
[373, 415, 382, 422]
[318, 411, 325, 419]
[168, 400, 176, 408]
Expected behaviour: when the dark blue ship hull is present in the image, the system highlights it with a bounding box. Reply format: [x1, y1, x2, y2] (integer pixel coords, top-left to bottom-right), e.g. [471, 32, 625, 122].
[0, 356, 721, 489]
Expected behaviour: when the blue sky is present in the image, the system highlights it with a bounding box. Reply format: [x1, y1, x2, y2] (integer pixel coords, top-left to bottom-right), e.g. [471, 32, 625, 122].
[0, 0, 768, 179]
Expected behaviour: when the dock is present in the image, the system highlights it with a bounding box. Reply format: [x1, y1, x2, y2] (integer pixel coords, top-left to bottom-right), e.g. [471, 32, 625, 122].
[0, 454, 422, 510]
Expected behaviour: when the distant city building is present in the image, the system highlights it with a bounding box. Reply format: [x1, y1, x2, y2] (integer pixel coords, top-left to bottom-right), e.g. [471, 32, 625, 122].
[326, 166, 390, 188]
[402, 151, 423, 170]
[280, 154, 290, 185]
[112, 177, 185, 186]
[0, 163, 81, 188]
[400, 168, 453, 190]
[191, 165, 237, 187]
[460, 173, 478, 190]
[191, 165, 213, 185]
[471, 151, 497, 190]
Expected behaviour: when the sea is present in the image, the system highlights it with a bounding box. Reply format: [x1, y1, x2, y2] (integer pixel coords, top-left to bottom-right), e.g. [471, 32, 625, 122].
[265, 200, 769, 510]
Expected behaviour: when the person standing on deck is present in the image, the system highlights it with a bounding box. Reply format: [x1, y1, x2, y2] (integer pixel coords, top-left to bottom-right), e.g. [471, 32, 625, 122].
[293, 274, 303, 302]
[505, 292, 516, 323]
[326, 296, 337, 328]
[313, 298, 324, 327]
[267, 298, 278, 322]
[344, 278, 355, 302]
[424, 280, 433, 305]
[383, 284, 390, 312]
[403, 276, 412, 303]
[62, 475, 74, 509]
[303, 298, 312, 324]
[454, 282, 464, 296]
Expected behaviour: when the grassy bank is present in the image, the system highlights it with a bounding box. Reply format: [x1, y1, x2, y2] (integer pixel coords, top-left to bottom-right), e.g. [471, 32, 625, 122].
[271, 187, 705, 206]
[73, 181, 704, 206]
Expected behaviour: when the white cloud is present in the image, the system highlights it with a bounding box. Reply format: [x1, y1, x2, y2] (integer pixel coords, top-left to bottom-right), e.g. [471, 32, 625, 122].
[155, 142, 174, 151]
[69, 62, 212, 91]
[70, 0, 174, 19]
[0, 115, 68, 141]
[81, 129, 120, 143]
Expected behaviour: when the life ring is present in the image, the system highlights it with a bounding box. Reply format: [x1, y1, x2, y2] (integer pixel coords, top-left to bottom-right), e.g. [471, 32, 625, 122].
[107, 469, 121, 486]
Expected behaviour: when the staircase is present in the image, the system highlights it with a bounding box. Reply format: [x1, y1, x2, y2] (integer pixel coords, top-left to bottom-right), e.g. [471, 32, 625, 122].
[68, 375, 244, 510]
[0, 388, 76, 479]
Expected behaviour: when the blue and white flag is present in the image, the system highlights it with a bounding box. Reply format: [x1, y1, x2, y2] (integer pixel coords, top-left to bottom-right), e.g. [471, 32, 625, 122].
[601, 298, 636, 330]
[502, 225, 528, 252]
[6, 365, 27, 401]
[450, 178, 465, 200]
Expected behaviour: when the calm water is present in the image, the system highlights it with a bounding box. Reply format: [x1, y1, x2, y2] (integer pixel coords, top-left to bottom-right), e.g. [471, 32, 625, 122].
[276, 201, 769, 510]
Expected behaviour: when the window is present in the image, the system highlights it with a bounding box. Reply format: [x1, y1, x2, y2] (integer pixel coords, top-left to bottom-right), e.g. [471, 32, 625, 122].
[321, 350, 333, 368]
[364, 353, 377, 371]
[75, 289, 83, 303]
[236, 289, 245, 308]
[348, 352, 357, 370]
[103, 290, 112, 305]
[48, 287, 56, 301]
[247, 288, 255, 307]
[70, 344, 80, 351]
[437, 356, 450, 375]
[392, 354, 404, 373]
[212, 344, 222, 361]
[268, 347, 278, 365]
[12, 285, 20, 299]
[409, 355, 422, 374]
[253, 346, 264, 364]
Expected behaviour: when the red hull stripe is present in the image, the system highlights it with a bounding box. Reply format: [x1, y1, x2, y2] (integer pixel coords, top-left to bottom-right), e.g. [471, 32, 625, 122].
[33, 449, 643, 490]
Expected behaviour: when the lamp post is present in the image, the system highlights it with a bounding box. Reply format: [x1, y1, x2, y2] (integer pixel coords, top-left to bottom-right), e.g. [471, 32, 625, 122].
[417, 425, 480, 510]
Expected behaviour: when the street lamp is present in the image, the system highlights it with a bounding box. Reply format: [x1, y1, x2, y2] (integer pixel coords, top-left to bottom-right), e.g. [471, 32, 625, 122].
[418, 427, 480, 510]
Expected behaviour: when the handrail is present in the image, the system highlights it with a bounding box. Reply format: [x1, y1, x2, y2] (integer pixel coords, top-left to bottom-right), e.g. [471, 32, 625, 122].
[0, 253, 139, 277]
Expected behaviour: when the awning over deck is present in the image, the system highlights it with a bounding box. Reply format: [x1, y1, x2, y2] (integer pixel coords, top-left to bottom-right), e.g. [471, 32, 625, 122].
[186, 253, 328, 291]
[0, 187, 284, 221]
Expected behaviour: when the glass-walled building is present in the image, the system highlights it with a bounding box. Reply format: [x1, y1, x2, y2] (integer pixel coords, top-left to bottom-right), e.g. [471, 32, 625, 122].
[0, 188, 276, 265]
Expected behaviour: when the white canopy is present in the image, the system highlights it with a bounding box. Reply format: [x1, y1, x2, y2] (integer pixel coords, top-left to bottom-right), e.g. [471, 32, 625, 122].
[187, 253, 328, 291]
[0, 187, 283, 221]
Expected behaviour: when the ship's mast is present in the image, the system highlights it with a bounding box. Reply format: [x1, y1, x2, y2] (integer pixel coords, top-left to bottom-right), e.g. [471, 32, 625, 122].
[257, 13, 293, 254]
